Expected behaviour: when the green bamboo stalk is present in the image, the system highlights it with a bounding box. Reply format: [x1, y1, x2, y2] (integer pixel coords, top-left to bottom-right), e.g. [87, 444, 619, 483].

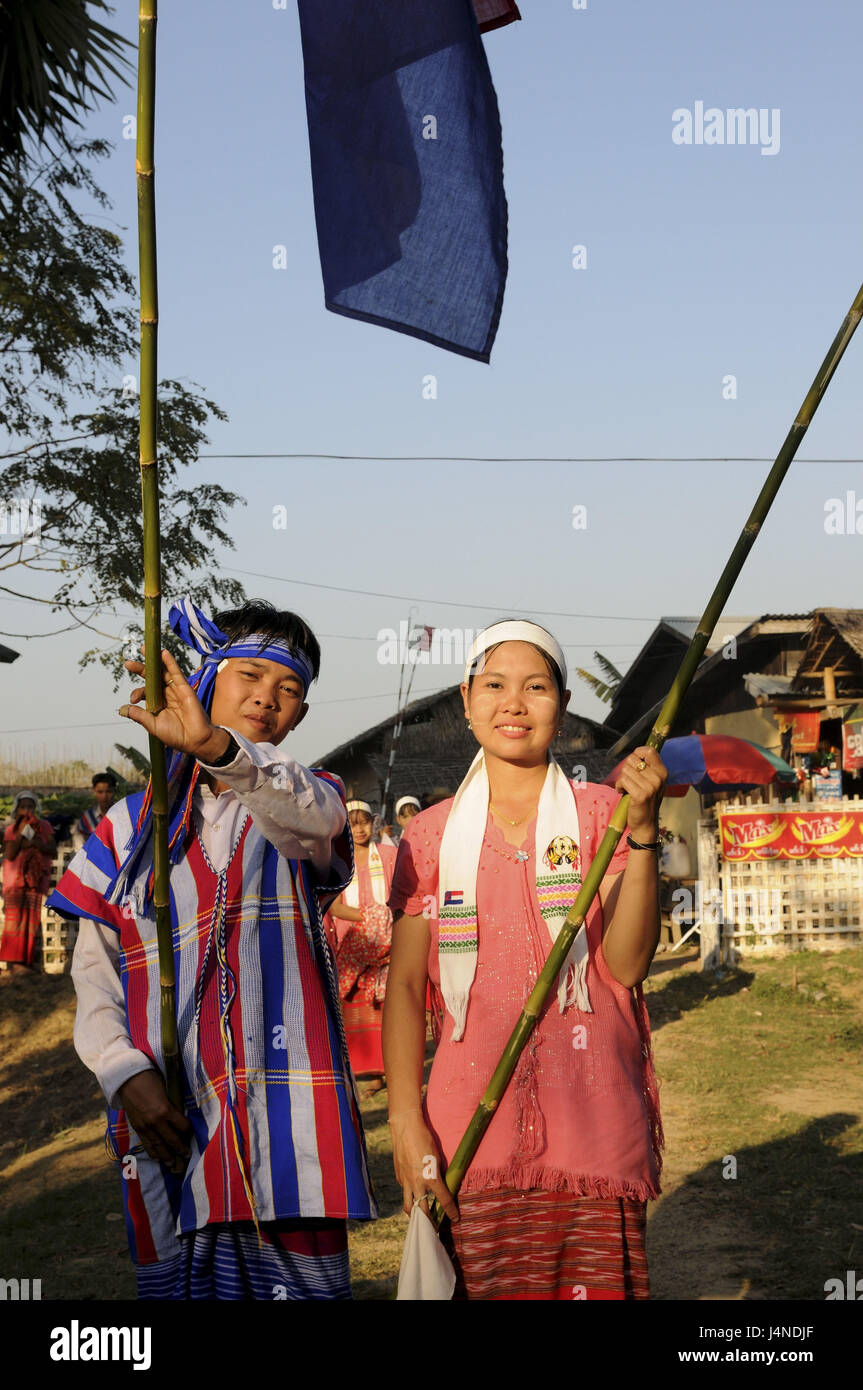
[435, 279, 863, 1218]
[136, 0, 182, 1117]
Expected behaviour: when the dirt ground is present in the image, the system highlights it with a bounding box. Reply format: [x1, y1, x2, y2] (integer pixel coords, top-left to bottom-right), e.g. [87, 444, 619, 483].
[1, 946, 860, 1301]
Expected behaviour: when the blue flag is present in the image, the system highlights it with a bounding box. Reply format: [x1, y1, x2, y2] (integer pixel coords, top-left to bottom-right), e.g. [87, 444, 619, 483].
[297, 0, 516, 363]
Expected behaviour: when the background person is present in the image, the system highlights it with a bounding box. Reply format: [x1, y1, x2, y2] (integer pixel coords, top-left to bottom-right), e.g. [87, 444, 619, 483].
[394, 795, 421, 840]
[328, 800, 397, 1096]
[1, 791, 56, 979]
[76, 771, 119, 844]
[379, 795, 421, 847]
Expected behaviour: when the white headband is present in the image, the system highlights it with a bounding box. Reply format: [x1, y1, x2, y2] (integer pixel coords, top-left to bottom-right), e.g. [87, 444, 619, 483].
[346, 800, 373, 815]
[395, 796, 421, 814]
[464, 621, 567, 687]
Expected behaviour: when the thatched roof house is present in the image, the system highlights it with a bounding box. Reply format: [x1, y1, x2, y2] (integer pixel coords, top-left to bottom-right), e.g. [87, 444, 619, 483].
[316, 685, 619, 808]
[606, 613, 814, 755]
[786, 609, 863, 700]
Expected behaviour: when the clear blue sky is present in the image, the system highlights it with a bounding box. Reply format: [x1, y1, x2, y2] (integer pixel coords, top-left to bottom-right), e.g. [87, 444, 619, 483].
[3, 0, 862, 779]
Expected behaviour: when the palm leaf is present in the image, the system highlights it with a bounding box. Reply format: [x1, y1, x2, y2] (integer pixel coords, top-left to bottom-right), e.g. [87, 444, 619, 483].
[593, 650, 624, 686]
[113, 743, 150, 779]
[575, 650, 623, 704]
[0, 0, 132, 175]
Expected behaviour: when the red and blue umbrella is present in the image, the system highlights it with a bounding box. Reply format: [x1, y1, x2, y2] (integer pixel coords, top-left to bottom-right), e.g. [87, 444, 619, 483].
[605, 734, 798, 797]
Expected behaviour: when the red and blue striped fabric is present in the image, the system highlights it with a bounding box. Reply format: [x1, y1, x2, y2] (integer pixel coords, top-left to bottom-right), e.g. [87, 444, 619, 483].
[135, 1221, 350, 1300]
[77, 804, 102, 838]
[49, 782, 376, 1263]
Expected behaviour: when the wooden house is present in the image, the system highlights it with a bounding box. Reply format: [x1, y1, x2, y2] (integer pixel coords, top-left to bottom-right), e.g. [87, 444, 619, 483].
[604, 609, 863, 961]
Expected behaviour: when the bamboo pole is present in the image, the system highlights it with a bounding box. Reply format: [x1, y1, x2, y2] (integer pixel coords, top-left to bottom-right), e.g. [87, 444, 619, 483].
[435, 279, 863, 1216]
[136, 0, 182, 1116]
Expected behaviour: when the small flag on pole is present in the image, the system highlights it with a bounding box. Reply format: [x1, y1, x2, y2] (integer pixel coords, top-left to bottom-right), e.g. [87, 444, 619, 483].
[409, 624, 435, 654]
[297, 0, 518, 362]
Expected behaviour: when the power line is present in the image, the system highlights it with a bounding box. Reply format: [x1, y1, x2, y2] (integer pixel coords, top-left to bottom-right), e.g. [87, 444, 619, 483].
[1, 568, 664, 626]
[199, 452, 863, 463]
[221, 565, 657, 623]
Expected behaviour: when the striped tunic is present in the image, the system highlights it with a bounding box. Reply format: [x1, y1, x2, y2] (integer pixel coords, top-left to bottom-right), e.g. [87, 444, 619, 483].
[50, 779, 376, 1263]
[77, 804, 103, 839]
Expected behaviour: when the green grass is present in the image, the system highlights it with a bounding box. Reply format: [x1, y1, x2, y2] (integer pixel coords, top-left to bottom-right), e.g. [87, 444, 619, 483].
[642, 949, 862, 1299]
[2, 952, 860, 1300]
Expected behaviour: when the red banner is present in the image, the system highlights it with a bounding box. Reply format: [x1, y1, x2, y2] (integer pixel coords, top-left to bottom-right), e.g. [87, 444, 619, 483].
[786, 709, 821, 753]
[843, 706, 863, 771]
[718, 807, 863, 860]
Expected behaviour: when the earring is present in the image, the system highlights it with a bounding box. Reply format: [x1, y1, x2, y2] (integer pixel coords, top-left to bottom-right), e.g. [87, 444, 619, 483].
[466, 717, 473, 730]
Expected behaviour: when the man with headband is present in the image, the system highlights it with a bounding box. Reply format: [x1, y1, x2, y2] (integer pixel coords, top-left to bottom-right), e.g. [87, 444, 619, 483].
[49, 597, 376, 1300]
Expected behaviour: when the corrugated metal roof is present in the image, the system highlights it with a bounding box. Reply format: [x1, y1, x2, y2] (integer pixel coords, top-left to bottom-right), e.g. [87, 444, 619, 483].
[743, 673, 795, 698]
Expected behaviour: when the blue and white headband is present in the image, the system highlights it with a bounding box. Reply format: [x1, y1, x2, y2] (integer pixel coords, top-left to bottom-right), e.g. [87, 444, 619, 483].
[105, 597, 316, 908]
[171, 596, 315, 702]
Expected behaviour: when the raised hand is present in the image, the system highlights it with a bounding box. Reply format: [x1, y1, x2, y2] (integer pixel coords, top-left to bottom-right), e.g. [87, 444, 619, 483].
[119, 648, 229, 762]
[614, 745, 668, 840]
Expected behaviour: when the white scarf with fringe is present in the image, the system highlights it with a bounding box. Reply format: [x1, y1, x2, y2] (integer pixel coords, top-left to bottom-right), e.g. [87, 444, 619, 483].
[437, 750, 588, 1040]
[343, 841, 387, 907]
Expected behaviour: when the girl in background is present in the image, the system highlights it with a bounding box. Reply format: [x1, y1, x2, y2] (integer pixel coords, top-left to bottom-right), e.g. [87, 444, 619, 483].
[329, 801, 397, 1095]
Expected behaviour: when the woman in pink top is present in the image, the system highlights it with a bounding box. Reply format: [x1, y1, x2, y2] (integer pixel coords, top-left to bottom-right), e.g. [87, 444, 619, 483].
[328, 801, 397, 1093]
[383, 621, 667, 1300]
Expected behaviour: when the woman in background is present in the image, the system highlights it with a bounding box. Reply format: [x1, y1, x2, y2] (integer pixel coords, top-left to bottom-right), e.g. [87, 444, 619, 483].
[2, 791, 56, 980]
[329, 801, 397, 1095]
[378, 794, 421, 848]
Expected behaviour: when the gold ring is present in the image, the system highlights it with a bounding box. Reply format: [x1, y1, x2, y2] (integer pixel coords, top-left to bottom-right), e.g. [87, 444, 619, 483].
[165, 678, 174, 687]
[637, 758, 646, 771]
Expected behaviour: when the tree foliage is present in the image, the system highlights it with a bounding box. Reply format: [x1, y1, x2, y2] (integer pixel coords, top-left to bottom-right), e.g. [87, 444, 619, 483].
[0, 0, 131, 193]
[1, 378, 245, 679]
[0, 140, 245, 678]
[0, 141, 136, 435]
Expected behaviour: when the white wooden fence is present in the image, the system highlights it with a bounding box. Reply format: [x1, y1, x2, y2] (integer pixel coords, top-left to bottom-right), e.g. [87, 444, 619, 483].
[697, 797, 863, 967]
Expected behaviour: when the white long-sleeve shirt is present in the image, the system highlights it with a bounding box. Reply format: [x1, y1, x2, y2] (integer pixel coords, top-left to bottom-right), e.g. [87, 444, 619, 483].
[71, 729, 346, 1108]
